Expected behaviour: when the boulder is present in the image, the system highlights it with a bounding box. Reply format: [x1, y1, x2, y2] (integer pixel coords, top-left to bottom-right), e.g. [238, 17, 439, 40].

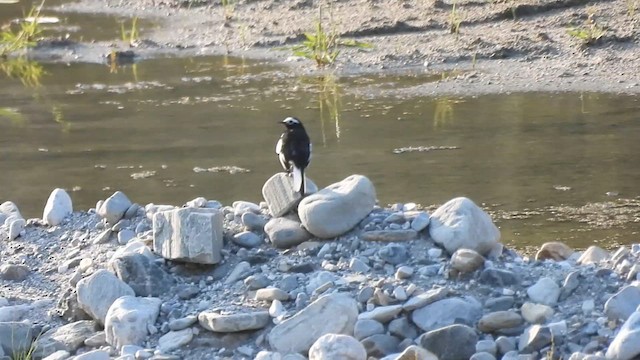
[419, 324, 478, 360]
[76, 269, 135, 325]
[412, 296, 482, 332]
[268, 293, 358, 353]
[428, 197, 500, 255]
[43, 188, 73, 226]
[309, 334, 366, 360]
[298, 175, 376, 239]
[153, 207, 224, 264]
[104, 296, 161, 349]
[98, 191, 132, 224]
[265, 217, 313, 248]
[108, 253, 175, 297]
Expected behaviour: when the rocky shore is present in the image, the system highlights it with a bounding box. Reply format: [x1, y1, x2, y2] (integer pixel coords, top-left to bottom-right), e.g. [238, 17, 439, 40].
[1, 173, 640, 360]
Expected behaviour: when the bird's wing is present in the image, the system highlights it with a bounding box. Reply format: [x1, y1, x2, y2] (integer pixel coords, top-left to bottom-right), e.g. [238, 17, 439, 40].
[308, 142, 312, 162]
[275, 137, 283, 155]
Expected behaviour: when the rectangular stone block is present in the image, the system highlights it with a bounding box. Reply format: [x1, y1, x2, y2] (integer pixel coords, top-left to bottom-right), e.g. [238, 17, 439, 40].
[153, 208, 223, 264]
[262, 173, 303, 217]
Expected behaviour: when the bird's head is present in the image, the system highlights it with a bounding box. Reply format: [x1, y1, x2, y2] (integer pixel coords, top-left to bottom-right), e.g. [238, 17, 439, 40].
[280, 117, 304, 129]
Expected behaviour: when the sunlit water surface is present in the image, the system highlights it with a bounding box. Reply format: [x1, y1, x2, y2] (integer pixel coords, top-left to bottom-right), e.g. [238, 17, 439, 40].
[1, 4, 639, 251]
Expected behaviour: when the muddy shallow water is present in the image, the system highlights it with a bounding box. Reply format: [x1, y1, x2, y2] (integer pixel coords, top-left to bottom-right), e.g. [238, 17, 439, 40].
[1, 53, 639, 251]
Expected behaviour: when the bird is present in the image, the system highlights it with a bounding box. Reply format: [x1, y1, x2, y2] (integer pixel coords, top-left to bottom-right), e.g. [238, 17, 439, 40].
[275, 116, 311, 195]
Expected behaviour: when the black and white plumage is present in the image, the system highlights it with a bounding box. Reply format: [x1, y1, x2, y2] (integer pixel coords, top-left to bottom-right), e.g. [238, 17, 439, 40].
[275, 116, 312, 195]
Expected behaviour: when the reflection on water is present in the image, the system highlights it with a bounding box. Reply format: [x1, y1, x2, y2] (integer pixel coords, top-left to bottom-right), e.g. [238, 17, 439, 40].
[1, 55, 640, 251]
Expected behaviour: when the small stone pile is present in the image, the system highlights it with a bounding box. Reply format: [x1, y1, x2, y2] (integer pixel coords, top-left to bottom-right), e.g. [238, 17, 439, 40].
[0, 175, 640, 360]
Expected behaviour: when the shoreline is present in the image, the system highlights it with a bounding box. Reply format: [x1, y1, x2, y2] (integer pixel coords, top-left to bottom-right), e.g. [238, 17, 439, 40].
[1, 180, 640, 359]
[13, 0, 637, 97]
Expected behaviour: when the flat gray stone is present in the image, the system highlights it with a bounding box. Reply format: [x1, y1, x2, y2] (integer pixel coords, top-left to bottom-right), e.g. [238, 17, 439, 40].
[360, 230, 418, 242]
[268, 293, 358, 353]
[34, 321, 95, 358]
[403, 287, 449, 311]
[158, 328, 193, 353]
[198, 311, 270, 333]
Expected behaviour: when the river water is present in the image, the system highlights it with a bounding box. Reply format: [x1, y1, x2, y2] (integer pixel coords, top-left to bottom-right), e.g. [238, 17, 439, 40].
[1, 2, 639, 251]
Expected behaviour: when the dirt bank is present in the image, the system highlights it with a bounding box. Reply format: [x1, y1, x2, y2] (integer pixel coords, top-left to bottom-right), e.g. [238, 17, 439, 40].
[45, 0, 640, 96]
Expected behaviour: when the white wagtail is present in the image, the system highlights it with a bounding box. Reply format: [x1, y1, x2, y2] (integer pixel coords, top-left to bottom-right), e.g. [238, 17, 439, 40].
[275, 117, 311, 195]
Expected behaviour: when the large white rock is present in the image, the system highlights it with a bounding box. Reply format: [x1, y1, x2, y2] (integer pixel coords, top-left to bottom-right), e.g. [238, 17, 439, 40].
[606, 309, 640, 360]
[76, 269, 135, 325]
[428, 197, 500, 255]
[298, 175, 376, 239]
[309, 334, 367, 360]
[0, 201, 23, 222]
[43, 188, 73, 226]
[98, 191, 132, 224]
[605, 286, 640, 321]
[104, 296, 161, 349]
[153, 207, 224, 264]
[268, 293, 359, 354]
